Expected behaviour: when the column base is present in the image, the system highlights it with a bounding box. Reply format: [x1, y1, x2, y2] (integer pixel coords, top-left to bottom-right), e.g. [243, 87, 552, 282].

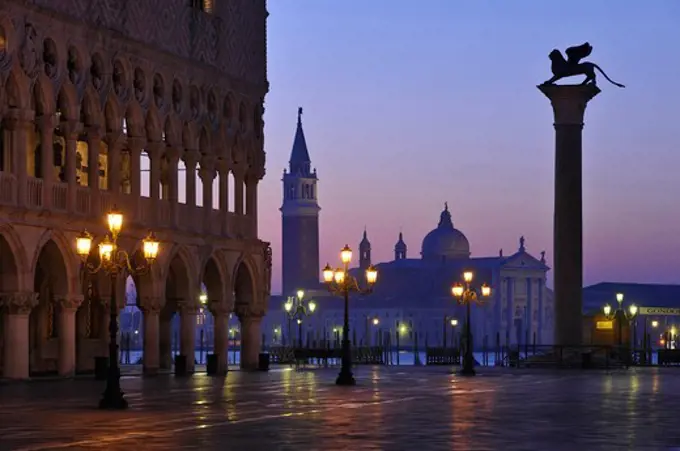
[335, 369, 356, 386]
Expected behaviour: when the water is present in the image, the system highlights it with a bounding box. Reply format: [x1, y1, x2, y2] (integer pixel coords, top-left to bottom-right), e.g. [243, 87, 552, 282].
[119, 350, 497, 367]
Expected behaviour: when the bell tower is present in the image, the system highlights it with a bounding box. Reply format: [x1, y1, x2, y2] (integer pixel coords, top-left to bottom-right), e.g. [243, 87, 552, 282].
[359, 229, 371, 271]
[281, 107, 321, 296]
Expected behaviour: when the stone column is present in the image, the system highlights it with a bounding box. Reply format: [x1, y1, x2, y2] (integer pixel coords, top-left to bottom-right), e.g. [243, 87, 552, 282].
[178, 300, 198, 373]
[209, 302, 229, 375]
[36, 114, 57, 209]
[539, 83, 600, 346]
[233, 166, 245, 215]
[6, 109, 34, 207]
[237, 310, 263, 370]
[198, 156, 216, 233]
[165, 147, 181, 227]
[0, 292, 39, 380]
[159, 312, 174, 370]
[245, 176, 258, 237]
[127, 137, 145, 221]
[86, 127, 102, 215]
[56, 295, 84, 377]
[184, 149, 199, 209]
[62, 121, 81, 213]
[148, 141, 164, 224]
[105, 132, 123, 195]
[216, 161, 230, 234]
[141, 297, 162, 376]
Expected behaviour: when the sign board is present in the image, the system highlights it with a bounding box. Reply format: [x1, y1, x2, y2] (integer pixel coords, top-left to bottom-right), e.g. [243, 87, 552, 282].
[639, 307, 680, 316]
[596, 320, 614, 330]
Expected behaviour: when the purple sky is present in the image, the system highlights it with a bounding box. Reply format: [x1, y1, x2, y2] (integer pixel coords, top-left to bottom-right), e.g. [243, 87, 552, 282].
[257, 0, 680, 295]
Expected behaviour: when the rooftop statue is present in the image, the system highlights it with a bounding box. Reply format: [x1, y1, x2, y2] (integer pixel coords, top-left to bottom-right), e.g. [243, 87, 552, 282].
[541, 42, 625, 88]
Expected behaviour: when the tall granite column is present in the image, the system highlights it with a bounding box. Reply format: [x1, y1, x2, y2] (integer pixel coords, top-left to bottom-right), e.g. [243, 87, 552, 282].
[538, 83, 600, 346]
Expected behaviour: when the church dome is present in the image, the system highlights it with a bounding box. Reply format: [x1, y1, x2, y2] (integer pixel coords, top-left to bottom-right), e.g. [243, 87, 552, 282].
[421, 203, 470, 261]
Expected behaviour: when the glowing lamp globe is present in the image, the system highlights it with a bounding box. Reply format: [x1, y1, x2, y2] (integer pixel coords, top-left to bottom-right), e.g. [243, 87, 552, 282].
[451, 284, 464, 298]
[76, 230, 93, 259]
[297, 289, 305, 300]
[629, 304, 638, 317]
[98, 235, 114, 262]
[334, 269, 345, 284]
[340, 245, 352, 265]
[616, 293, 624, 304]
[107, 207, 123, 236]
[603, 304, 612, 317]
[366, 265, 378, 285]
[308, 301, 317, 313]
[463, 271, 473, 283]
[372, 318, 379, 326]
[284, 300, 293, 312]
[143, 232, 160, 262]
[451, 319, 458, 327]
[322, 264, 334, 283]
[481, 283, 491, 297]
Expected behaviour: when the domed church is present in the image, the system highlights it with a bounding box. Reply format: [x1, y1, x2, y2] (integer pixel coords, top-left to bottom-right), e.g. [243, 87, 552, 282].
[346, 203, 554, 347]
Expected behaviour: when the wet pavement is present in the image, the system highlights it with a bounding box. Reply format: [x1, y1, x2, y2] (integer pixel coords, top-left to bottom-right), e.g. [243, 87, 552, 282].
[1, 366, 680, 450]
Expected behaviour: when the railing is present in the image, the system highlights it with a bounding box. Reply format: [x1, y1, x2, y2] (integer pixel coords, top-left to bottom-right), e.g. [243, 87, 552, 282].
[75, 186, 90, 215]
[0, 172, 15, 205]
[52, 182, 67, 211]
[0, 174, 256, 240]
[26, 177, 43, 208]
[426, 347, 461, 365]
[267, 346, 386, 366]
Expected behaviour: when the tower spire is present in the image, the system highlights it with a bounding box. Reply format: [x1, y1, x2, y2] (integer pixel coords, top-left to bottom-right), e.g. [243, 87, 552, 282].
[289, 106, 311, 175]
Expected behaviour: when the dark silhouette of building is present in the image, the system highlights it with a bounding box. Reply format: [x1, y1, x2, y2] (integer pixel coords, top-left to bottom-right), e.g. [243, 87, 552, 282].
[280, 108, 321, 297]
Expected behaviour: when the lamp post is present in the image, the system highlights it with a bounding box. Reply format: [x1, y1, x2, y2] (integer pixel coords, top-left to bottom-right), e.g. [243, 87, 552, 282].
[451, 271, 491, 376]
[284, 290, 316, 348]
[603, 293, 638, 346]
[322, 245, 378, 386]
[75, 206, 159, 409]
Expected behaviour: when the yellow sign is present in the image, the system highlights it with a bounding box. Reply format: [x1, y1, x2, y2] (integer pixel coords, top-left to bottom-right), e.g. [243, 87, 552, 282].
[596, 321, 614, 330]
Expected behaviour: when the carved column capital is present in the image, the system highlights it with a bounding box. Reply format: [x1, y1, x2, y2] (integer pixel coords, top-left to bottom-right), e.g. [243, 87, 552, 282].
[147, 140, 166, 158]
[139, 296, 163, 314]
[35, 114, 58, 132]
[216, 158, 230, 175]
[198, 166, 217, 182]
[3, 109, 35, 129]
[54, 295, 85, 312]
[104, 131, 125, 150]
[177, 298, 200, 315]
[234, 303, 265, 320]
[165, 147, 182, 164]
[208, 300, 230, 318]
[60, 120, 83, 139]
[127, 136, 147, 153]
[99, 296, 125, 311]
[183, 149, 201, 168]
[0, 292, 39, 314]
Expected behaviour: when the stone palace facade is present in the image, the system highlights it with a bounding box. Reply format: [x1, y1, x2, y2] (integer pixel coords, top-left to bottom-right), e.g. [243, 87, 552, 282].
[0, 0, 270, 379]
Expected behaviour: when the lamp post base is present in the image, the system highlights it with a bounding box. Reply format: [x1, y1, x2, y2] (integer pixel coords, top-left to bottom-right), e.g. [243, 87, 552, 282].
[335, 370, 356, 386]
[459, 366, 476, 377]
[99, 385, 128, 410]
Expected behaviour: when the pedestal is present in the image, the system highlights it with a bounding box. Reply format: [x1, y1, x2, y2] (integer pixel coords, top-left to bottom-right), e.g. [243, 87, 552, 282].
[538, 83, 600, 346]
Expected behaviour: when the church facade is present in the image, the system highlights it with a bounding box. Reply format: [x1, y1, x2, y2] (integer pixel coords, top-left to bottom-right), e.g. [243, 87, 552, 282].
[264, 111, 554, 349]
[0, 0, 270, 379]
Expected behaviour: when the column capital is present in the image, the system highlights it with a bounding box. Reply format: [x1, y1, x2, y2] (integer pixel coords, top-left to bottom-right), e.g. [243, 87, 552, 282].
[234, 303, 265, 320]
[127, 136, 147, 152]
[232, 163, 247, 179]
[216, 158, 230, 175]
[60, 120, 82, 138]
[4, 109, 35, 129]
[147, 140, 166, 157]
[165, 147, 182, 164]
[99, 296, 125, 310]
[104, 131, 125, 149]
[183, 149, 201, 168]
[139, 296, 163, 314]
[208, 300, 230, 317]
[0, 292, 39, 314]
[35, 114, 58, 132]
[198, 165, 217, 182]
[54, 295, 85, 312]
[177, 298, 200, 315]
[537, 83, 600, 126]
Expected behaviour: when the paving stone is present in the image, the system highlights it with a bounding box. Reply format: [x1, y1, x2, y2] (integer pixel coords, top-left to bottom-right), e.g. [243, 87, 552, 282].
[1, 367, 680, 450]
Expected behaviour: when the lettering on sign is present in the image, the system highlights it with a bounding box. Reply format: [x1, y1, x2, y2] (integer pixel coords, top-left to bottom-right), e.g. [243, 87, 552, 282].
[639, 307, 680, 316]
[596, 321, 614, 330]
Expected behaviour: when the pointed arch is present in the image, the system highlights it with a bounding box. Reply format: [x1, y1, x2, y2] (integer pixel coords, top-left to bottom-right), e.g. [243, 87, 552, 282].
[145, 108, 162, 142]
[30, 229, 78, 296]
[124, 101, 144, 138]
[5, 66, 30, 110]
[232, 254, 258, 311]
[57, 82, 78, 122]
[201, 251, 228, 305]
[80, 87, 102, 127]
[163, 244, 197, 306]
[104, 95, 122, 133]
[0, 221, 29, 291]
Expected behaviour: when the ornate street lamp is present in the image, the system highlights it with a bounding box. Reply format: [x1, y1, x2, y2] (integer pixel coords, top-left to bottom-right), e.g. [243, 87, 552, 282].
[451, 271, 491, 376]
[283, 289, 316, 348]
[75, 205, 159, 409]
[603, 292, 638, 346]
[323, 244, 377, 385]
